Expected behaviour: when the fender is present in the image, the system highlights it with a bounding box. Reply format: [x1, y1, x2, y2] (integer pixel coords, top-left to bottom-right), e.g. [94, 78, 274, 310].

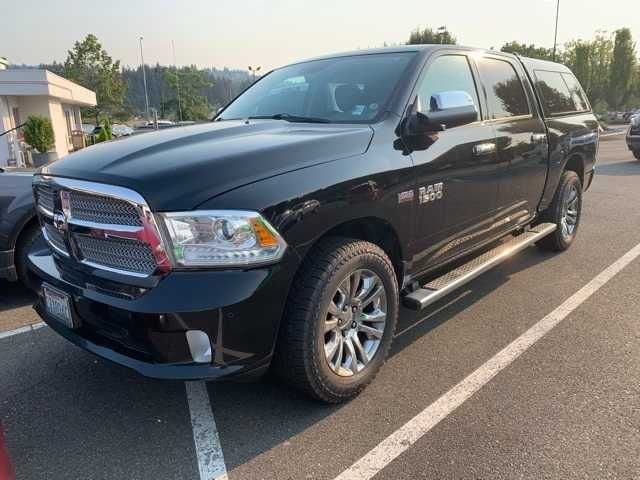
[197, 146, 415, 268]
[537, 116, 599, 212]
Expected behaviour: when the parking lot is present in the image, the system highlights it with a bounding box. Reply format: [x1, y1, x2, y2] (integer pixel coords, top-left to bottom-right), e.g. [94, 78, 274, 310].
[1, 136, 639, 480]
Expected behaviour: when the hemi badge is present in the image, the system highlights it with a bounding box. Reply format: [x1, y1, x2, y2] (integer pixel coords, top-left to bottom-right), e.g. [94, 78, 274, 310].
[398, 190, 414, 204]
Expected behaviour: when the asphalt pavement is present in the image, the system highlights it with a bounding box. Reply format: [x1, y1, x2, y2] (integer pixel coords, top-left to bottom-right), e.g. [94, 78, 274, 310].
[1, 136, 639, 479]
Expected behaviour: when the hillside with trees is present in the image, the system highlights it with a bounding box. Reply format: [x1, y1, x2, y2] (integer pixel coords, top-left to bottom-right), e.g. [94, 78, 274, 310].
[10, 28, 639, 125]
[11, 34, 253, 123]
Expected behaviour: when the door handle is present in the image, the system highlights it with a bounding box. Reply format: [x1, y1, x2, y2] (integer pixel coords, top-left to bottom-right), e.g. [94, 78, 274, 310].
[531, 133, 548, 144]
[473, 143, 496, 156]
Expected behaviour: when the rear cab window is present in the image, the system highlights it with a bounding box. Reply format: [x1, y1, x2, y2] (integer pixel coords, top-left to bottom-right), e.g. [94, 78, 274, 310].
[534, 70, 590, 117]
[476, 57, 531, 120]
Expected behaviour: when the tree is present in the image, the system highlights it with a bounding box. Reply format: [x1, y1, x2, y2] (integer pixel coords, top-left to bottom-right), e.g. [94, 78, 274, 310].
[608, 28, 637, 110]
[407, 27, 457, 45]
[63, 34, 125, 122]
[563, 32, 614, 109]
[162, 66, 212, 121]
[500, 41, 553, 61]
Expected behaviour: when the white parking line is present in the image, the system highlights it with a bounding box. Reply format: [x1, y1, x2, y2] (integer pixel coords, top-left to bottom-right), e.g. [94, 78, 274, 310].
[334, 242, 640, 480]
[0, 322, 46, 340]
[185, 381, 228, 480]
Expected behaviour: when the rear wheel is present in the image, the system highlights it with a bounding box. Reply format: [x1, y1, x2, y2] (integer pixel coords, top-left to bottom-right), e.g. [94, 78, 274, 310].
[274, 237, 398, 403]
[537, 170, 582, 252]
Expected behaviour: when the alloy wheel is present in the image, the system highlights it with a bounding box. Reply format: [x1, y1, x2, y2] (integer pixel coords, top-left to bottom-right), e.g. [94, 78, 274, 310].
[323, 269, 387, 377]
[560, 183, 579, 239]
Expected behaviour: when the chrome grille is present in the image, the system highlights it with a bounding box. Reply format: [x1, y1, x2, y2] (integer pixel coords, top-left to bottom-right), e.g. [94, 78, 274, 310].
[35, 177, 167, 277]
[69, 191, 143, 226]
[36, 185, 55, 213]
[74, 235, 157, 275]
[43, 223, 67, 254]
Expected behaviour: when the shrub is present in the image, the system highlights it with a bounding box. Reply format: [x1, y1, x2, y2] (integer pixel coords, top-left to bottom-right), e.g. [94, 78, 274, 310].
[23, 115, 55, 153]
[96, 118, 112, 143]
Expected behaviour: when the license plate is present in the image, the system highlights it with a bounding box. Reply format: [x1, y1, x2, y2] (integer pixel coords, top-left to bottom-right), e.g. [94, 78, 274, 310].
[43, 284, 75, 329]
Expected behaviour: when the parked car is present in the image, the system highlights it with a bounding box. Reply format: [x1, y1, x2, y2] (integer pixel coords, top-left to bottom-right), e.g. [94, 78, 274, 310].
[623, 109, 640, 123]
[143, 120, 175, 129]
[0, 167, 40, 288]
[0, 421, 15, 480]
[81, 124, 95, 135]
[112, 124, 134, 137]
[627, 114, 640, 160]
[29, 46, 598, 403]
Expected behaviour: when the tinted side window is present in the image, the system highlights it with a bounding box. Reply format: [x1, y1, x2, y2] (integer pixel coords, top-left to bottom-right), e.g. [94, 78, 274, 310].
[534, 70, 576, 116]
[417, 55, 480, 115]
[561, 73, 589, 112]
[477, 58, 530, 119]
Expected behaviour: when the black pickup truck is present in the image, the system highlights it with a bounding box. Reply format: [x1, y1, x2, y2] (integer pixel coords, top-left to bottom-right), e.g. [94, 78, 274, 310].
[29, 46, 598, 403]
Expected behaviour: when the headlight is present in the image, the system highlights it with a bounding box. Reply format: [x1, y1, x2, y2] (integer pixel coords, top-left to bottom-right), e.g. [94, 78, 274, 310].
[160, 210, 287, 267]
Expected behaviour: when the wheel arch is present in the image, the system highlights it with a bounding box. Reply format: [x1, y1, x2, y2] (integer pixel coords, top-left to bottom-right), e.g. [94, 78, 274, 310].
[564, 153, 586, 186]
[296, 216, 406, 289]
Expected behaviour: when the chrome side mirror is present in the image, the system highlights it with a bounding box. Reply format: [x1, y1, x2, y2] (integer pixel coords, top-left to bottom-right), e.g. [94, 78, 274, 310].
[406, 91, 479, 135]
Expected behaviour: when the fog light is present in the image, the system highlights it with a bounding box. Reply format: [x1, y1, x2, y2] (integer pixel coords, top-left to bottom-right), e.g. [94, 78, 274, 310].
[186, 330, 212, 364]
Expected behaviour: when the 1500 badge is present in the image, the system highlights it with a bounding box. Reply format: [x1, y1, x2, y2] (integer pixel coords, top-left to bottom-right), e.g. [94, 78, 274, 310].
[419, 183, 444, 204]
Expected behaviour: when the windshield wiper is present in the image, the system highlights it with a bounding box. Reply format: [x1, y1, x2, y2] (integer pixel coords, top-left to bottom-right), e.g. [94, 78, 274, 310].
[247, 113, 331, 124]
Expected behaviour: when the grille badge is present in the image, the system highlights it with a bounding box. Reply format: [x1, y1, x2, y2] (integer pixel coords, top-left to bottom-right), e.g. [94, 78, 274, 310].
[52, 212, 66, 232]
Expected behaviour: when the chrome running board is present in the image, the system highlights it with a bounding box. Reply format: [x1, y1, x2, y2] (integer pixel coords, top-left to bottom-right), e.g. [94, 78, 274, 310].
[403, 223, 557, 310]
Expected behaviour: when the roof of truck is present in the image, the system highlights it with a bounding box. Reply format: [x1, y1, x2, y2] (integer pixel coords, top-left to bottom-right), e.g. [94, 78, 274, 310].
[286, 45, 570, 72]
[516, 55, 572, 73]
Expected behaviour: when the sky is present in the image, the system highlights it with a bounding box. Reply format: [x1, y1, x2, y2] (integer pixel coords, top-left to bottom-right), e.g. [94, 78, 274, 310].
[3, 0, 639, 72]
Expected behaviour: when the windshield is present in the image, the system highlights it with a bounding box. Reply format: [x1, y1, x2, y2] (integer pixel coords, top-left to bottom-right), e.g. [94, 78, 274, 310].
[218, 52, 416, 124]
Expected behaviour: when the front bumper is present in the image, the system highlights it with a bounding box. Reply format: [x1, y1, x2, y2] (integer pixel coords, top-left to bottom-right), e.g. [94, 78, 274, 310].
[0, 249, 17, 282]
[29, 247, 297, 381]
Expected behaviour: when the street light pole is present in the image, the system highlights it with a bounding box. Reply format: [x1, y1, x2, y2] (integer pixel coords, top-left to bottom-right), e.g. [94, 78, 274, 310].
[552, 0, 560, 61]
[248, 65, 261, 82]
[437, 26, 447, 45]
[139, 36, 150, 121]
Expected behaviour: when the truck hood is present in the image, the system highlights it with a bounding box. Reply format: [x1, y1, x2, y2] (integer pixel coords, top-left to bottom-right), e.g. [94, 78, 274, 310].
[42, 121, 373, 210]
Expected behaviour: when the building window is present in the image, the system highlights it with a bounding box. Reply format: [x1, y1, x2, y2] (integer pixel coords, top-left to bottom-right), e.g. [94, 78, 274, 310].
[64, 110, 73, 145]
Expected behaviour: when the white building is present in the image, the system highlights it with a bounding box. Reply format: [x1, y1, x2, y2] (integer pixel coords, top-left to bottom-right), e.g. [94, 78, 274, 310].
[0, 69, 97, 167]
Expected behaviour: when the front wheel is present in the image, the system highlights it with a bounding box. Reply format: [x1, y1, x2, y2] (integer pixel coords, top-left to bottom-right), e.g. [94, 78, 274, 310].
[274, 237, 399, 403]
[537, 170, 582, 252]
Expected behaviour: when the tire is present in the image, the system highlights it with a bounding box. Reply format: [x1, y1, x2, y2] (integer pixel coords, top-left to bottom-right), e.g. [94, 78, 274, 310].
[633, 150, 640, 161]
[536, 170, 582, 252]
[274, 237, 399, 403]
[15, 222, 42, 290]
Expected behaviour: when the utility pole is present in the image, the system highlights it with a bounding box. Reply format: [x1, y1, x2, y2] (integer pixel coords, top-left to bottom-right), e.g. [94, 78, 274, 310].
[248, 65, 261, 83]
[172, 40, 183, 123]
[552, 0, 560, 61]
[139, 36, 150, 121]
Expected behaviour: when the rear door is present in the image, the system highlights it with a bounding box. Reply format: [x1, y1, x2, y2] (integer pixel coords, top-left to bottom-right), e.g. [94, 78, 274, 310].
[474, 55, 548, 231]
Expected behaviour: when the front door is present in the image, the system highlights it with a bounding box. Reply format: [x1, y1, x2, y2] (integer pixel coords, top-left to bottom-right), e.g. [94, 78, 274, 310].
[406, 52, 501, 275]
